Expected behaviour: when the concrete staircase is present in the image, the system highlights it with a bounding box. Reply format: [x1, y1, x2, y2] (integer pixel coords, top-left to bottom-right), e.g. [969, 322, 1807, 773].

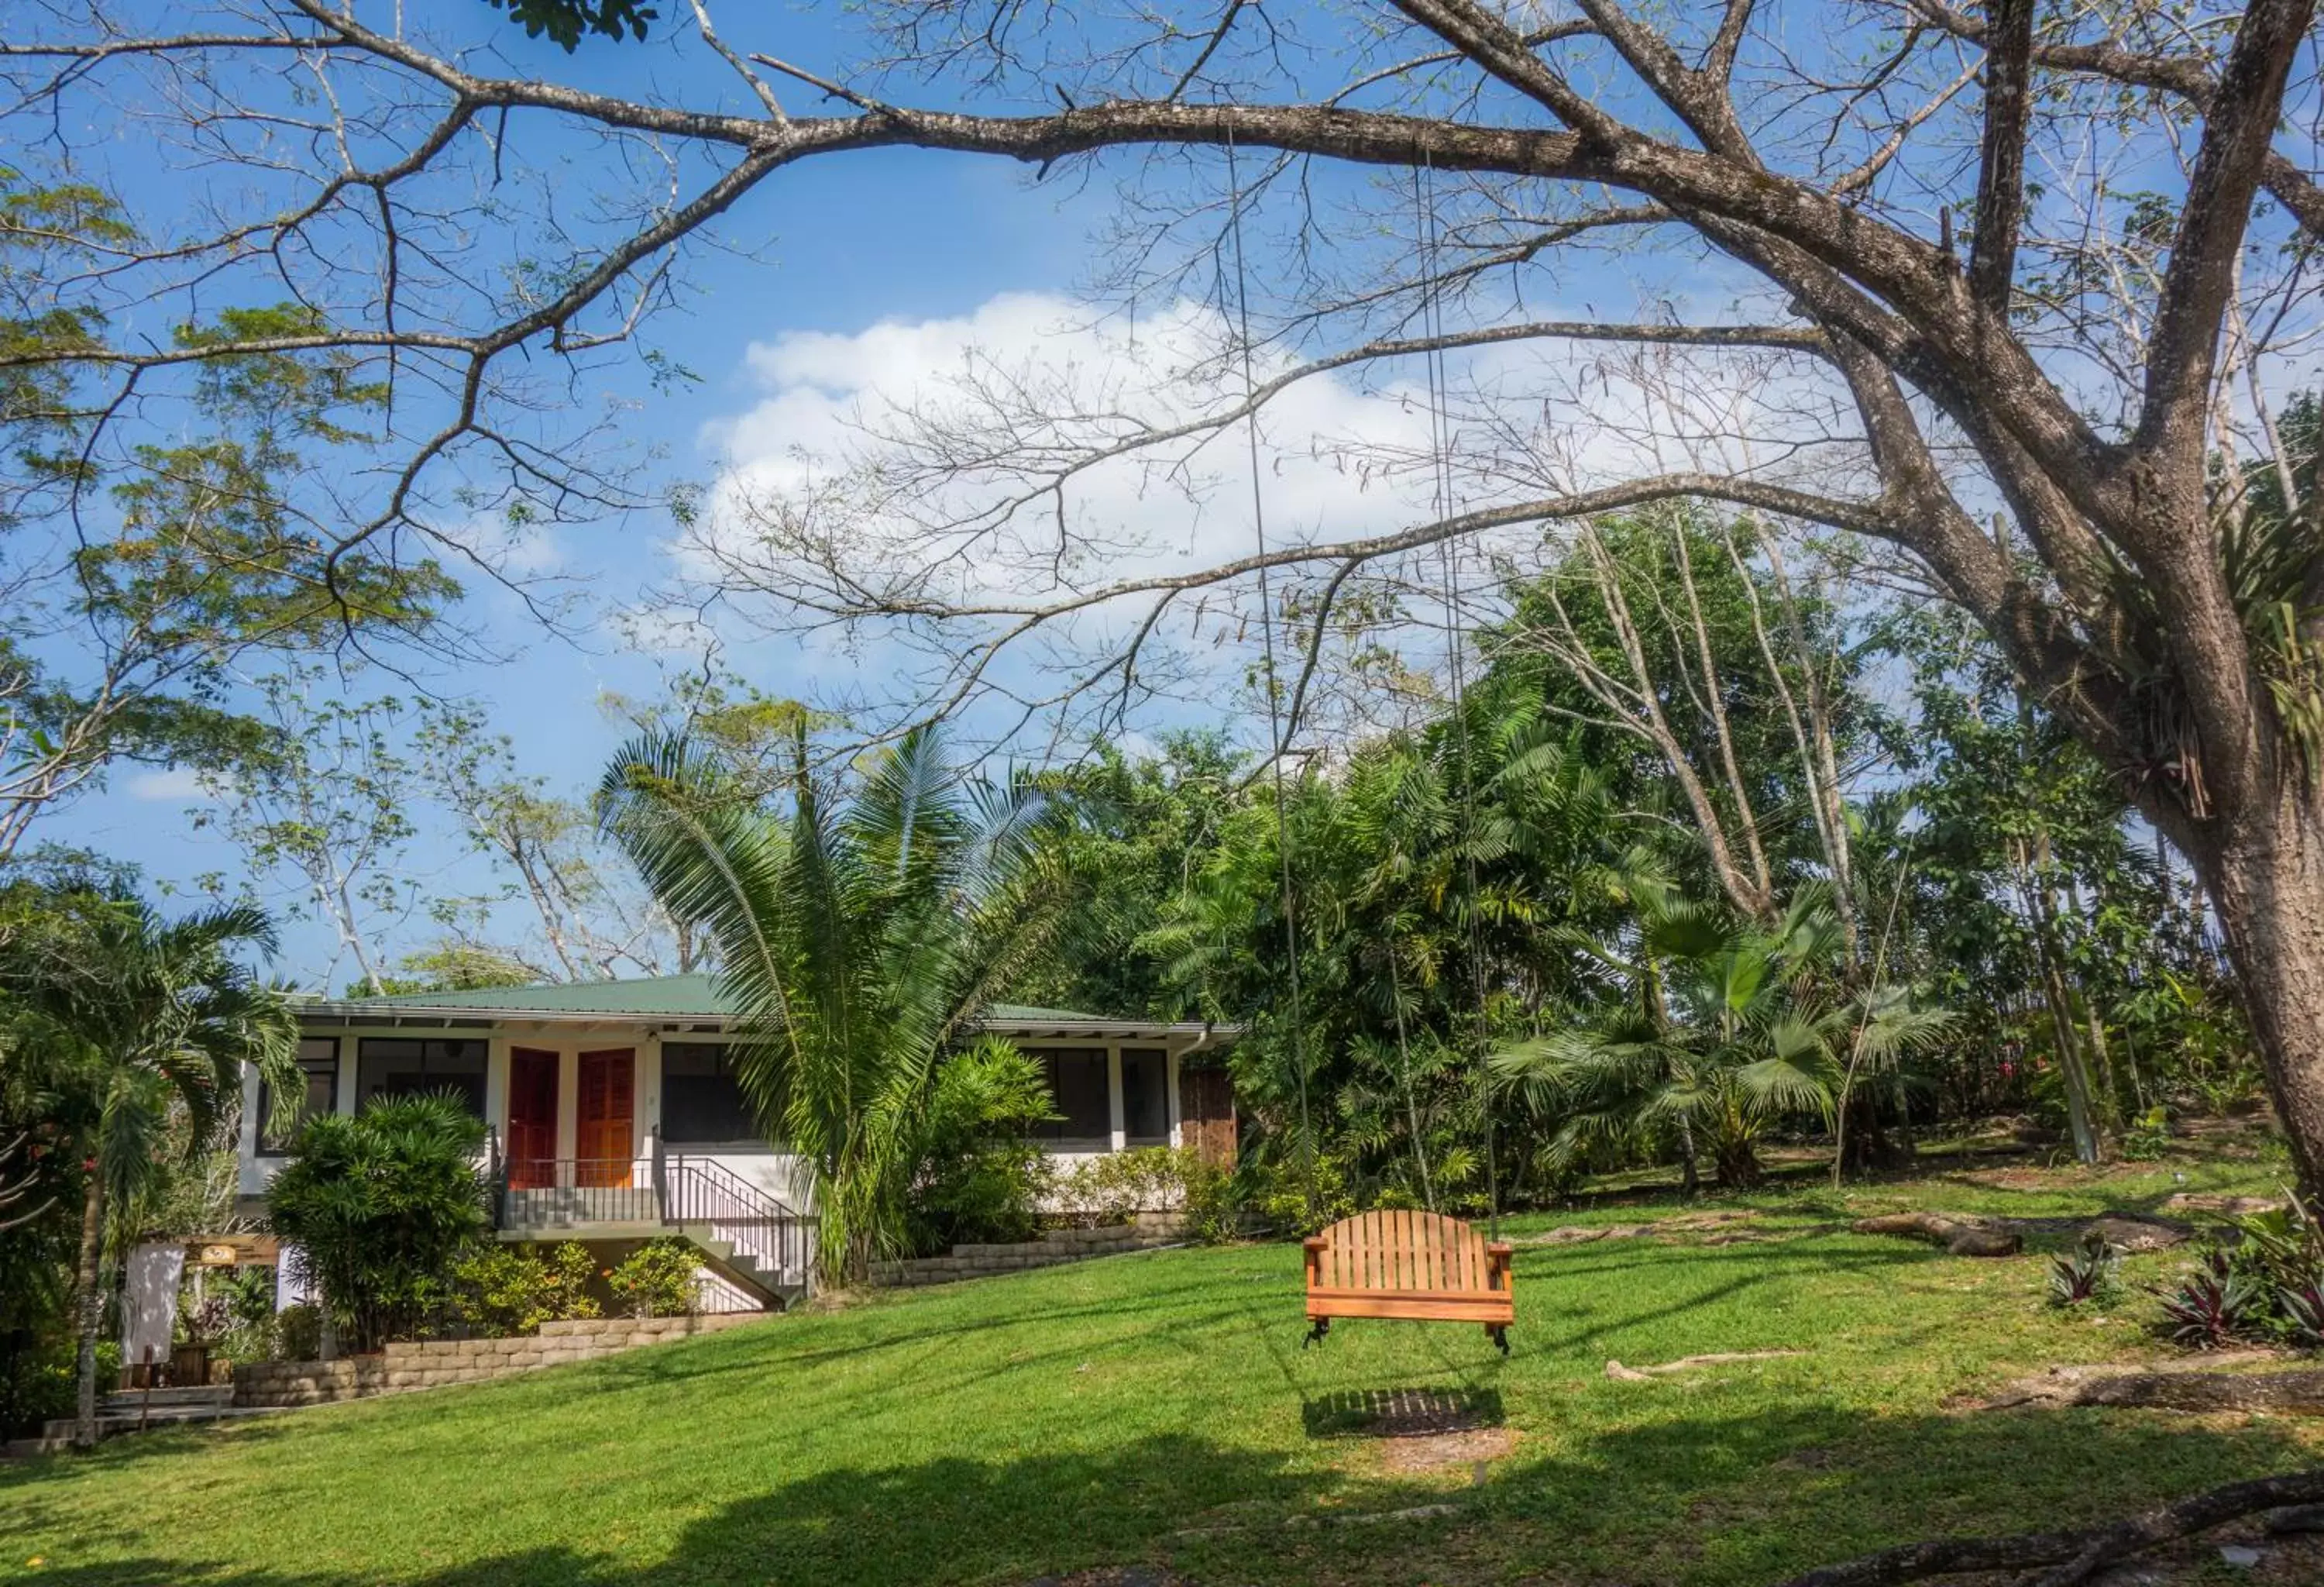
[496, 1164, 810, 1310]
[24, 1385, 263, 1451]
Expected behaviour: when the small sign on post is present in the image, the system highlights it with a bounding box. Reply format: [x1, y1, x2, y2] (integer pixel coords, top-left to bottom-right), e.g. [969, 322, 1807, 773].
[197, 1244, 239, 1267]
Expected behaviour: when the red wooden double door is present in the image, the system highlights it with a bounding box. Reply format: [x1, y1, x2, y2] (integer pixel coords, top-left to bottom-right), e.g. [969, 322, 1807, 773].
[507, 1048, 635, 1189]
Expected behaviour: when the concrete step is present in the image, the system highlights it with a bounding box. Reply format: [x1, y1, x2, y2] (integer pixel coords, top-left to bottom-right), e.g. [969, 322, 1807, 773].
[101, 1385, 234, 1411]
[42, 1402, 265, 1441]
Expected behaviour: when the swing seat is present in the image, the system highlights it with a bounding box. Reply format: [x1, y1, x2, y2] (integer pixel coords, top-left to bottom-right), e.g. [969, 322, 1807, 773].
[1303, 1210, 1514, 1348]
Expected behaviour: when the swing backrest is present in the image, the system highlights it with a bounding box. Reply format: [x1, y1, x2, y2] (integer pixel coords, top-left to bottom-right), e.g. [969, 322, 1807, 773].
[1303, 1210, 1514, 1324]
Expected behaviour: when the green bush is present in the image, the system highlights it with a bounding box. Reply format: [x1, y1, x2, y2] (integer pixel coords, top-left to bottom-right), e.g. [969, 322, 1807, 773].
[607, 1240, 700, 1317]
[1242, 1152, 1356, 1236]
[265, 1093, 490, 1351]
[274, 1303, 324, 1361]
[1048, 1147, 1245, 1242]
[904, 1038, 1059, 1255]
[453, 1242, 601, 1336]
[1180, 1153, 1243, 1244]
[2121, 1106, 2171, 1161]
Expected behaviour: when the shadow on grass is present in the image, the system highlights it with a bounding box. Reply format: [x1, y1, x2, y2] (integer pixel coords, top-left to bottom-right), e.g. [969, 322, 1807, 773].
[9, 1401, 2319, 1587]
[1301, 1385, 1505, 1437]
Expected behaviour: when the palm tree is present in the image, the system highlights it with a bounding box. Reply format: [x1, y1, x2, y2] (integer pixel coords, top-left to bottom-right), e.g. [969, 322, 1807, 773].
[598, 723, 1074, 1288]
[1497, 894, 1951, 1189]
[0, 893, 298, 1447]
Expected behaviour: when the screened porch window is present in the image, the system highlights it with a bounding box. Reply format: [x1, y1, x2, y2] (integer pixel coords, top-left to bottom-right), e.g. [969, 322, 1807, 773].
[356, 1038, 486, 1117]
[1121, 1048, 1170, 1145]
[1024, 1048, 1112, 1143]
[258, 1037, 341, 1154]
[661, 1042, 765, 1148]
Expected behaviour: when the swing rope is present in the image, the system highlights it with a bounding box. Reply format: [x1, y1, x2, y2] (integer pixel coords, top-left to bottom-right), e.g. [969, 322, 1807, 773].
[1411, 156, 1501, 1244]
[1224, 130, 1319, 1219]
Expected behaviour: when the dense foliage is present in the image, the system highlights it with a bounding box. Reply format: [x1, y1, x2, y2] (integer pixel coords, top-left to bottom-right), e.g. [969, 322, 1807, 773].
[265, 1095, 492, 1353]
[600, 723, 1084, 1286]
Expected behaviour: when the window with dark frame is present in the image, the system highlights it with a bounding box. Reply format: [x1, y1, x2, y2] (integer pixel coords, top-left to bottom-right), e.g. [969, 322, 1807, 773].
[258, 1037, 341, 1154]
[1023, 1047, 1112, 1141]
[355, 1038, 487, 1117]
[1121, 1048, 1169, 1144]
[660, 1042, 766, 1147]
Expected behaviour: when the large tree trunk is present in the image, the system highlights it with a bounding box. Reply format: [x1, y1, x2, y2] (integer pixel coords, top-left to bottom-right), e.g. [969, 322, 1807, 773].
[71, 1169, 105, 1450]
[2200, 795, 2324, 1190]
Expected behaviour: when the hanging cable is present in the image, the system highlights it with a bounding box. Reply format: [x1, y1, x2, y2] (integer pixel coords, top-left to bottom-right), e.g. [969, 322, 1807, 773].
[1412, 156, 1501, 1243]
[1225, 129, 1318, 1217]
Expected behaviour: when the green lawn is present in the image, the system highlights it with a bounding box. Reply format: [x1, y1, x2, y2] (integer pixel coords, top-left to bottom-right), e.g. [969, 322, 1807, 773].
[4, 1147, 2314, 1587]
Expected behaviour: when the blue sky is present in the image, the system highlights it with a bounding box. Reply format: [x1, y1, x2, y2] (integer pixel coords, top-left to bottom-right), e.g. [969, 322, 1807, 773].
[17, 0, 2014, 988]
[36, 8, 1146, 983]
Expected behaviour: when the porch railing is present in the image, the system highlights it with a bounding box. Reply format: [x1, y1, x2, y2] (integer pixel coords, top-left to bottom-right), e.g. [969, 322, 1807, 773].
[490, 1137, 811, 1291]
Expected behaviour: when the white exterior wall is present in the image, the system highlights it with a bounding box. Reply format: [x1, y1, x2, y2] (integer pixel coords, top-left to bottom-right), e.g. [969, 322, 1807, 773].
[236, 1019, 1219, 1216]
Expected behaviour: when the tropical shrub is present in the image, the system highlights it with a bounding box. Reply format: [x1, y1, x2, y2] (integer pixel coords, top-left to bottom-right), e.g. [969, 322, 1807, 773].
[904, 1038, 1058, 1255]
[1180, 1154, 1243, 1244]
[2160, 1249, 2264, 1349]
[2120, 1106, 2171, 1162]
[2047, 1234, 2122, 1307]
[1053, 1146, 1188, 1226]
[2284, 1282, 2324, 1349]
[265, 1094, 490, 1351]
[273, 1303, 325, 1361]
[1242, 1152, 1356, 1236]
[1494, 896, 1951, 1192]
[600, 723, 1083, 1287]
[607, 1240, 701, 1318]
[453, 1242, 600, 1336]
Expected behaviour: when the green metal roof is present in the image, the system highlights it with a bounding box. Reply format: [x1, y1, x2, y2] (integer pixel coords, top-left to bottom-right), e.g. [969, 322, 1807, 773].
[342, 973, 731, 1017]
[301, 973, 1156, 1030]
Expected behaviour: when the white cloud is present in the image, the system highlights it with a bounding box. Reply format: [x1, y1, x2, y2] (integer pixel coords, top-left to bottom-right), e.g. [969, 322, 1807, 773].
[672, 288, 1851, 749]
[126, 766, 209, 803]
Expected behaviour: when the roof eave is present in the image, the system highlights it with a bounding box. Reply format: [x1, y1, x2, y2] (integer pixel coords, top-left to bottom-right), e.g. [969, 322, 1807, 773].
[294, 1003, 1243, 1041]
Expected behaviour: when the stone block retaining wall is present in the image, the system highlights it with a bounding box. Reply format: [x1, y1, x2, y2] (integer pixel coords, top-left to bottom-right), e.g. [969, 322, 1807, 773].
[871, 1211, 1188, 1288]
[232, 1313, 763, 1408]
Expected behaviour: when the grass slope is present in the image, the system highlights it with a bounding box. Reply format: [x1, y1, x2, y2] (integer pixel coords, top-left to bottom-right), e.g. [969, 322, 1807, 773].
[3, 1150, 2313, 1587]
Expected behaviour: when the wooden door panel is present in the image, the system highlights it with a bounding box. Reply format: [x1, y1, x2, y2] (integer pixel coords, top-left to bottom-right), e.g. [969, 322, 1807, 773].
[507, 1048, 559, 1189]
[576, 1048, 634, 1187]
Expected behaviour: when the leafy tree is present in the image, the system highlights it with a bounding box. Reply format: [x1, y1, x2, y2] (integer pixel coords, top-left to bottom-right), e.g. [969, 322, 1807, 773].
[0, 181, 457, 853]
[1009, 732, 1245, 1019]
[1495, 895, 1950, 1189]
[902, 1037, 1061, 1255]
[194, 669, 425, 997]
[598, 724, 1080, 1287]
[1145, 694, 1624, 1207]
[0, 891, 296, 1445]
[266, 1095, 492, 1353]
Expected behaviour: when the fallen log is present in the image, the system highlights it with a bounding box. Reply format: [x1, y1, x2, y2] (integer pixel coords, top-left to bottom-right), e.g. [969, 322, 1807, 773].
[1984, 1365, 2324, 1414]
[1773, 1468, 2324, 1587]
[1851, 1212, 2023, 1256]
[1850, 1209, 2194, 1258]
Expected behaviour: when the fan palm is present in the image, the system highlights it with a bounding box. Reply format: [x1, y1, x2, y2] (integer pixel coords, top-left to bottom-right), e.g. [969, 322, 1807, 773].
[0, 892, 298, 1446]
[598, 723, 1074, 1288]
[1496, 893, 1949, 1189]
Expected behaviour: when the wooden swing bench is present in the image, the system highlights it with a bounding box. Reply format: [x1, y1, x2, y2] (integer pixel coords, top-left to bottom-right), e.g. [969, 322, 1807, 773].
[1303, 1210, 1514, 1354]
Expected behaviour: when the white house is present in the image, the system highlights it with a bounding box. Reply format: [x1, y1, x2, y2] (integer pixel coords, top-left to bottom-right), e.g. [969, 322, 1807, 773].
[235, 974, 1239, 1309]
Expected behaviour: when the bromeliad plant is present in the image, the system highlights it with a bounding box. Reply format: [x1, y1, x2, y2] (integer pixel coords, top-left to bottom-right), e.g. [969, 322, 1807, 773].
[2159, 1248, 2264, 1350]
[600, 722, 1081, 1289]
[2048, 1232, 2123, 1308]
